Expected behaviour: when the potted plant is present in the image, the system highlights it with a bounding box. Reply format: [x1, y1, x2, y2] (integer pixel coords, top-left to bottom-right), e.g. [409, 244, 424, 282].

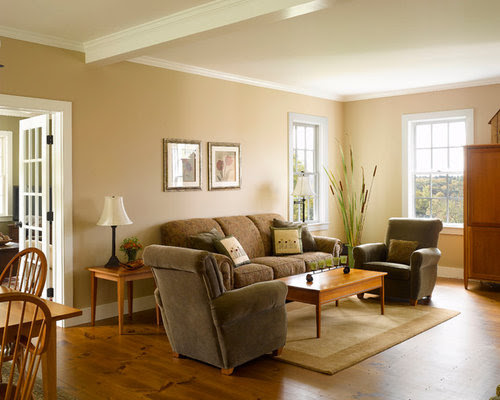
[325, 144, 377, 267]
[120, 237, 143, 263]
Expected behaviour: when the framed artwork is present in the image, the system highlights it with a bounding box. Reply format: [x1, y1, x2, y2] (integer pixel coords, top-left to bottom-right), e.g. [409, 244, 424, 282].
[208, 142, 241, 190]
[163, 138, 202, 191]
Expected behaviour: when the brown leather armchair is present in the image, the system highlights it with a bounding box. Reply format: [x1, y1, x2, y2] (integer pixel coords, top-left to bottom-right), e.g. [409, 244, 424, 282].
[144, 245, 288, 375]
[353, 218, 443, 305]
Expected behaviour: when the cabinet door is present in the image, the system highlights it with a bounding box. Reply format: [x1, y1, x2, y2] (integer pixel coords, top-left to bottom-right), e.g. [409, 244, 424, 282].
[467, 147, 500, 225]
[469, 227, 500, 279]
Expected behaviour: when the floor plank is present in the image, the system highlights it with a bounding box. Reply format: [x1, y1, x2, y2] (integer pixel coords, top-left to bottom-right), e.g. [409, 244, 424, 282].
[57, 278, 500, 399]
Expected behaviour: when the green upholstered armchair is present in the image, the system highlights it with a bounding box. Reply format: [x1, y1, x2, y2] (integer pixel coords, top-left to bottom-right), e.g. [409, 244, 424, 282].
[353, 218, 443, 305]
[143, 245, 288, 375]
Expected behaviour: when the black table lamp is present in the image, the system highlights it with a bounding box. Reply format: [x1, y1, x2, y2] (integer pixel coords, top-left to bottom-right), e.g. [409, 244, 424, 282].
[97, 196, 132, 267]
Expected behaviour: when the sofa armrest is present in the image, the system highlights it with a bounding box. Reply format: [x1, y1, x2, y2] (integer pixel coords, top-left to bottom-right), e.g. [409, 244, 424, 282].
[210, 253, 233, 290]
[410, 247, 441, 271]
[353, 243, 387, 267]
[314, 236, 342, 254]
[211, 280, 288, 326]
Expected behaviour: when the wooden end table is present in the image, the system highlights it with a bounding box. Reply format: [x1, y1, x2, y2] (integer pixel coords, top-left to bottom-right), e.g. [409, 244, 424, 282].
[88, 265, 161, 334]
[279, 268, 387, 338]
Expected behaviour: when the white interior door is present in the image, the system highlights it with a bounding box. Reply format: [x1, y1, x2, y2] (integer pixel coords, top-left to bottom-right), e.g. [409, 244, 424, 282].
[18, 115, 52, 297]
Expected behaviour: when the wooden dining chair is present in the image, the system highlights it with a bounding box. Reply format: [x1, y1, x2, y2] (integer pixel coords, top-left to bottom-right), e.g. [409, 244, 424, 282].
[0, 248, 48, 297]
[0, 292, 52, 400]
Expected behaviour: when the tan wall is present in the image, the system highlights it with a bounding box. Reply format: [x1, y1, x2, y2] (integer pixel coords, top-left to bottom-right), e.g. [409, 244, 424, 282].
[0, 37, 344, 309]
[344, 84, 500, 270]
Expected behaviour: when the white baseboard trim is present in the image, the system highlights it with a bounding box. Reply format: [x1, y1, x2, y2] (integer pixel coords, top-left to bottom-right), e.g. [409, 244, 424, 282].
[437, 265, 463, 279]
[63, 267, 461, 327]
[64, 295, 156, 327]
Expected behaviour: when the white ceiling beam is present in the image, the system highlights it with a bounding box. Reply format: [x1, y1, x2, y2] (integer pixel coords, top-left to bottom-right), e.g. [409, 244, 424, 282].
[84, 0, 328, 64]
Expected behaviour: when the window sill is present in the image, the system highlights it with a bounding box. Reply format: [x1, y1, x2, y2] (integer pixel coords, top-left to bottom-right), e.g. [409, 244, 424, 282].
[441, 226, 463, 236]
[306, 222, 329, 232]
[0, 216, 13, 223]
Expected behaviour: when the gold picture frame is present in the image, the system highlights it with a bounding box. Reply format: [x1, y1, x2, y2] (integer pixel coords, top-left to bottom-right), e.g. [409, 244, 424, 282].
[163, 138, 202, 191]
[208, 142, 241, 190]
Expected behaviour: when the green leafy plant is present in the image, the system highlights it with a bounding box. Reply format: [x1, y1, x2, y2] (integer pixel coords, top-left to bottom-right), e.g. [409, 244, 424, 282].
[325, 145, 377, 247]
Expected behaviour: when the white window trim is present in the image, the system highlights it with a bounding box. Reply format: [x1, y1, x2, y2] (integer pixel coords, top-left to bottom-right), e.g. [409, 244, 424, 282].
[0, 131, 13, 222]
[402, 108, 474, 234]
[288, 112, 329, 231]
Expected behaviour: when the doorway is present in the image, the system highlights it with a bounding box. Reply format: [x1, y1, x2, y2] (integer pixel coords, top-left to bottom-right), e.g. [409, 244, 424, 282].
[0, 93, 73, 308]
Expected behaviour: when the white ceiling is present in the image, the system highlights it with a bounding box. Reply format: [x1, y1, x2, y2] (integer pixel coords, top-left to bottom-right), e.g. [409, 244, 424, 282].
[1, 0, 500, 100]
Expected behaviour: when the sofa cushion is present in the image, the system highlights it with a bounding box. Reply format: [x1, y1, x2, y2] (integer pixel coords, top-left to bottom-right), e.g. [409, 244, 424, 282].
[387, 239, 418, 265]
[187, 228, 224, 253]
[272, 219, 318, 252]
[270, 227, 303, 255]
[247, 214, 284, 256]
[233, 263, 274, 288]
[214, 236, 251, 267]
[214, 216, 265, 259]
[358, 261, 411, 280]
[285, 252, 333, 271]
[161, 218, 224, 248]
[251, 256, 306, 279]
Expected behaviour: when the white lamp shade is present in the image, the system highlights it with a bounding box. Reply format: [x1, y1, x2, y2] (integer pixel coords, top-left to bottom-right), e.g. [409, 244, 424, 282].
[292, 176, 315, 197]
[97, 196, 133, 226]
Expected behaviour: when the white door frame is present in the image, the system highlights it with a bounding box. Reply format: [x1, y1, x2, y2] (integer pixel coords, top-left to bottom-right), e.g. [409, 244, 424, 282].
[0, 93, 73, 308]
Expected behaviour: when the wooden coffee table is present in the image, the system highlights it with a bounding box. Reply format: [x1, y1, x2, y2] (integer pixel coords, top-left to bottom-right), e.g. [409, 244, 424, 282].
[279, 268, 387, 338]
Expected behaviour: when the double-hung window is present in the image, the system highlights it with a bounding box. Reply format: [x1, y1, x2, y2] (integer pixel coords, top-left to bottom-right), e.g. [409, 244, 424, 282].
[288, 113, 328, 230]
[0, 131, 12, 221]
[402, 109, 473, 231]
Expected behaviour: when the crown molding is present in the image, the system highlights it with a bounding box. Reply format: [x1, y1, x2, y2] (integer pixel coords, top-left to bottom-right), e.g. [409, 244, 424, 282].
[342, 76, 500, 102]
[83, 0, 317, 64]
[0, 25, 83, 52]
[129, 56, 342, 101]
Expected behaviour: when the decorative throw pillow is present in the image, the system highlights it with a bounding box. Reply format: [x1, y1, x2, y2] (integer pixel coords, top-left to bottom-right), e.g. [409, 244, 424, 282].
[387, 239, 419, 265]
[272, 219, 317, 252]
[271, 227, 303, 255]
[187, 228, 224, 252]
[214, 236, 251, 267]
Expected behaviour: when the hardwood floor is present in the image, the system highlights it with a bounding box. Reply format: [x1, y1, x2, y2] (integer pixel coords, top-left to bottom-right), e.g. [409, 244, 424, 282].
[57, 278, 500, 400]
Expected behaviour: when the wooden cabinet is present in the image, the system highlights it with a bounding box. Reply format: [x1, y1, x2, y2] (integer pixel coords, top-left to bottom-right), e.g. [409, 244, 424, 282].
[464, 144, 500, 288]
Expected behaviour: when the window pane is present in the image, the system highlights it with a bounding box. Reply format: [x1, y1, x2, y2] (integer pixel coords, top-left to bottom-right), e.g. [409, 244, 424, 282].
[432, 148, 447, 171]
[448, 174, 463, 198]
[416, 149, 431, 171]
[431, 198, 447, 221]
[415, 124, 431, 148]
[307, 197, 315, 221]
[296, 126, 305, 149]
[415, 174, 431, 197]
[296, 150, 305, 172]
[305, 150, 314, 173]
[293, 202, 300, 222]
[448, 199, 464, 224]
[431, 174, 447, 197]
[432, 123, 448, 147]
[449, 121, 466, 146]
[306, 127, 315, 150]
[449, 147, 464, 171]
[415, 198, 430, 218]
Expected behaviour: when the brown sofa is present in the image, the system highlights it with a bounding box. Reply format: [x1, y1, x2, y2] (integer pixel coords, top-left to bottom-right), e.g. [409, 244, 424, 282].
[161, 213, 341, 290]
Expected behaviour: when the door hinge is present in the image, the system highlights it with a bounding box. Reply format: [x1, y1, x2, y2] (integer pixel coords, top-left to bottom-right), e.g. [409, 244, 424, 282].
[46, 135, 53, 145]
[47, 211, 54, 222]
[46, 287, 54, 299]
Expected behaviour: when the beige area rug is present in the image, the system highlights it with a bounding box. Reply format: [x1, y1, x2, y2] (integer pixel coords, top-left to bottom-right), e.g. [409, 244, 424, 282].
[276, 298, 459, 375]
[1, 363, 76, 400]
